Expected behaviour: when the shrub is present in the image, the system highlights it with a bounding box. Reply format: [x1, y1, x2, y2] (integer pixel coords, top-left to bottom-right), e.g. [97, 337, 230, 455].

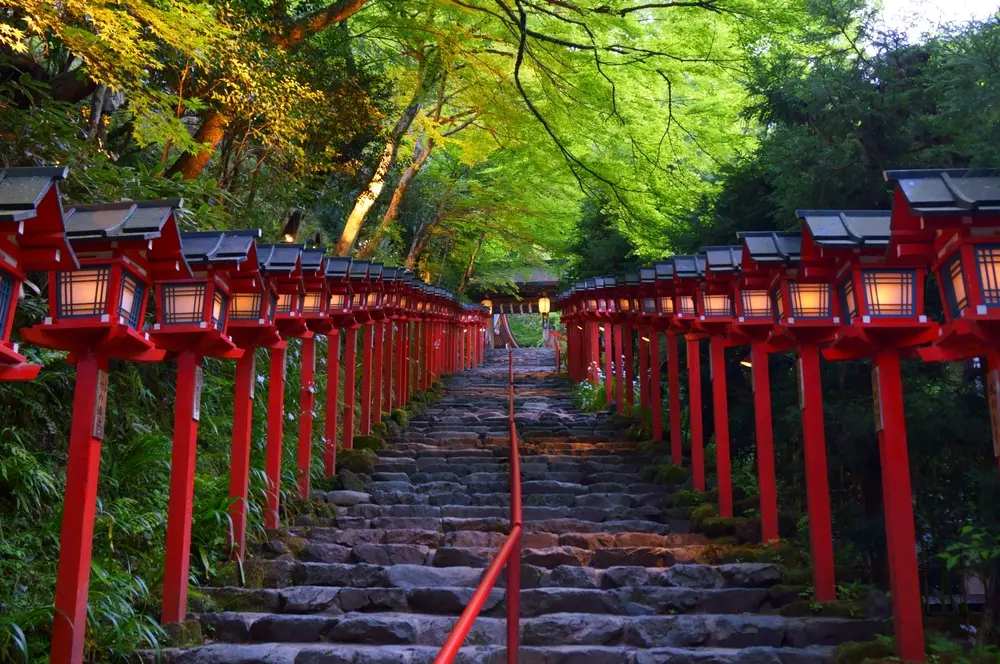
[391, 409, 409, 427]
[653, 464, 688, 486]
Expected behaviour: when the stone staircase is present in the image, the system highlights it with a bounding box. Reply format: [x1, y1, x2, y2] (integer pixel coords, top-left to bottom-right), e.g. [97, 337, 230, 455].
[148, 348, 882, 664]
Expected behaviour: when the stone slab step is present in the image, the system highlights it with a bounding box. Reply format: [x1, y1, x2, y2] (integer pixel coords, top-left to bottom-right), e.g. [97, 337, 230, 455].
[139, 643, 839, 664]
[224, 561, 784, 591]
[282, 527, 707, 550]
[332, 505, 681, 525]
[192, 611, 883, 648]
[306, 516, 678, 535]
[197, 584, 796, 617]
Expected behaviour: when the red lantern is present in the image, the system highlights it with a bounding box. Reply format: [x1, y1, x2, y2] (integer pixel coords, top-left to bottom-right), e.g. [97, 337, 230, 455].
[322, 257, 354, 472]
[23, 199, 190, 664]
[0, 167, 77, 381]
[149, 229, 257, 626]
[669, 255, 707, 490]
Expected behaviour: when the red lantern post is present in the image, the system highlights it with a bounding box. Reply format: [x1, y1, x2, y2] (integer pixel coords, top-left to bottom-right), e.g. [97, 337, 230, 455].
[323, 257, 354, 475]
[255, 243, 308, 529]
[647, 263, 681, 463]
[150, 229, 257, 625]
[346, 260, 373, 443]
[0, 167, 77, 381]
[671, 256, 705, 490]
[294, 247, 330, 496]
[693, 246, 744, 518]
[732, 230, 802, 545]
[23, 199, 191, 664]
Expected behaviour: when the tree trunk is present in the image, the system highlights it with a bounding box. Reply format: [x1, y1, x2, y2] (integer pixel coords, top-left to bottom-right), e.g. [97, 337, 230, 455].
[86, 85, 108, 141]
[335, 75, 426, 256]
[166, 110, 230, 180]
[457, 234, 485, 294]
[270, 0, 371, 49]
[355, 134, 435, 259]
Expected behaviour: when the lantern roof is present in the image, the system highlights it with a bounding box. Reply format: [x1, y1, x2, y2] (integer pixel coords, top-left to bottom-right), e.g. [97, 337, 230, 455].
[181, 229, 260, 266]
[702, 246, 742, 274]
[796, 210, 891, 247]
[0, 167, 78, 271]
[257, 243, 303, 274]
[63, 199, 190, 279]
[325, 256, 351, 279]
[400, 270, 414, 285]
[596, 275, 616, 289]
[300, 248, 325, 274]
[639, 266, 656, 284]
[349, 260, 370, 279]
[0, 166, 69, 222]
[654, 260, 674, 281]
[672, 255, 706, 279]
[369, 262, 384, 280]
[383, 267, 400, 282]
[737, 230, 802, 264]
[64, 199, 184, 242]
[884, 168, 1000, 214]
[624, 272, 640, 286]
[583, 278, 596, 291]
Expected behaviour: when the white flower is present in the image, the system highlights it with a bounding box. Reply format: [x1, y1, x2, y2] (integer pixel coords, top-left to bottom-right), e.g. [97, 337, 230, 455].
[287, 412, 296, 421]
[257, 375, 265, 384]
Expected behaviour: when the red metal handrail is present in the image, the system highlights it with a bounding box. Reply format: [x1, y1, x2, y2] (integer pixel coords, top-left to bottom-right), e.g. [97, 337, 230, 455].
[433, 349, 522, 664]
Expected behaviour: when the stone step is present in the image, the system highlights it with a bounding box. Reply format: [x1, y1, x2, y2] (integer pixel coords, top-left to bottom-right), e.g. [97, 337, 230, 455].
[305, 517, 679, 535]
[224, 561, 785, 591]
[192, 611, 882, 649]
[281, 527, 707, 551]
[139, 643, 840, 664]
[323, 508, 686, 529]
[196, 584, 797, 617]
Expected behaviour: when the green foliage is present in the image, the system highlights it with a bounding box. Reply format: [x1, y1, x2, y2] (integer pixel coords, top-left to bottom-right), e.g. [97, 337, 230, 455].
[571, 380, 609, 413]
[832, 639, 895, 664]
[390, 409, 409, 428]
[651, 465, 689, 486]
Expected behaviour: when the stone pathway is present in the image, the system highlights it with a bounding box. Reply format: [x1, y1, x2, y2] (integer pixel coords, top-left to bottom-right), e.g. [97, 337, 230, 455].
[148, 348, 881, 663]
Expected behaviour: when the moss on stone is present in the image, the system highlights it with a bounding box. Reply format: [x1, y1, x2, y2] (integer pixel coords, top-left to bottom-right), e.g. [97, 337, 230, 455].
[778, 599, 864, 619]
[354, 434, 387, 452]
[281, 536, 309, 556]
[391, 409, 409, 427]
[311, 475, 341, 492]
[338, 468, 365, 492]
[372, 421, 389, 439]
[162, 619, 203, 647]
[689, 503, 719, 530]
[338, 448, 378, 474]
[665, 490, 713, 508]
[186, 589, 217, 614]
[653, 464, 689, 485]
[699, 516, 762, 544]
[832, 640, 894, 664]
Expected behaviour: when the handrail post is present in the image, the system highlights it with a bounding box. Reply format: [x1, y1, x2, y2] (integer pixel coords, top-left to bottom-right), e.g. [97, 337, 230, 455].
[507, 349, 521, 664]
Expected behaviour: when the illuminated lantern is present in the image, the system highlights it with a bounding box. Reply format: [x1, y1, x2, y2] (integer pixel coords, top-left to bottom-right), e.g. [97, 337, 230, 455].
[149, 229, 256, 626]
[734, 230, 803, 546]
[0, 167, 77, 381]
[538, 295, 551, 315]
[23, 199, 191, 664]
[696, 246, 744, 518]
[357, 263, 385, 433]
[481, 298, 493, 313]
[366, 263, 389, 428]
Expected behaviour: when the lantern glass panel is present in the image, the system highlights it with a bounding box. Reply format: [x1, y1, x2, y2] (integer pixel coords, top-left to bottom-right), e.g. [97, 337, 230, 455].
[0, 268, 13, 337]
[643, 298, 656, 313]
[740, 290, 771, 318]
[328, 293, 347, 311]
[118, 270, 145, 328]
[58, 266, 111, 318]
[702, 293, 732, 317]
[659, 297, 674, 314]
[976, 245, 1000, 307]
[587, 299, 597, 311]
[942, 254, 968, 319]
[302, 292, 323, 314]
[789, 282, 831, 318]
[598, 298, 607, 311]
[367, 292, 379, 307]
[352, 293, 366, 309]
[862, 270, 915, 316]
[212, 290, 228, 330]
[677, 295, 695, 315]
[838, 278, 857, 320]
[231, 293, 262, 320]
[162, 283, 206, 325]
[276, 293, 296, 314]
[401, 296, 408, 309]
[267, 292, 278, 322]
[772, 287, 785, 321]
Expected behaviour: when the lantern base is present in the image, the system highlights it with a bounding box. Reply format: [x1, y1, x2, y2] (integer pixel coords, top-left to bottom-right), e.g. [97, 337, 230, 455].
[227, 322, 283, 349]
[918, 317, 1000, 362]
[727, 320, 776, 347]
[823, 321, 938, 361]
[0, 344, 41, 381]
[275, 317, 311, 339]
[21, 320, 165, 362]
[766, 321, 840, 351]
[148, 328, 243, 359]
